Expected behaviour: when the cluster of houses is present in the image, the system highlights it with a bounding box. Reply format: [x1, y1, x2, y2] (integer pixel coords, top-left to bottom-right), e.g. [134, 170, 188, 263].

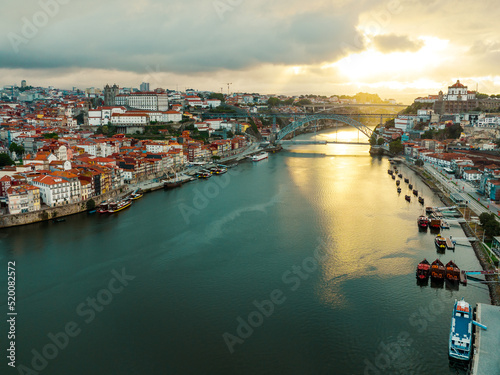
[403, 140, 500, 201]
[0, 129, 249, 215]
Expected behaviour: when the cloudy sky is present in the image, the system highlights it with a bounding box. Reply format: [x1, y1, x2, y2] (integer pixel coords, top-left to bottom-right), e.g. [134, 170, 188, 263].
[1, 0, 499, 101]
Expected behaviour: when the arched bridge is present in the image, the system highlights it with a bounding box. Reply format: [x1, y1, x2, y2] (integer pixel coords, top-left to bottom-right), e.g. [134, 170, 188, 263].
[275, 114, 374, 143]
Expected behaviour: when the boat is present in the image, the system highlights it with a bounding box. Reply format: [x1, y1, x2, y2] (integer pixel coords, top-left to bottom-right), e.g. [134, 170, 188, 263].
[393, 166, 397, 170]
[409, 184, 413, 189]
[426, 207, 434, 214]
[445, 261, 460, 281]
[405, 195, 411, 202]
[449, 299, 472, 361]
[429, 218, 441, 229]
[388, 169, 393, 175]
[418, 197, 424, 205]
[392, 175, 396, 180]
[397, 187, 401, 193]
[417, 215, 429, 228]
[396, 180, 400, 186]
[108, 198, 132, 214]
[129, 189, 143, 200]
[209, 167, 227, 175]
[88, 210, 96, 214]
[430, 258, 445, 279]
[164, 180, 182, 189]
[435, 234, 447, 250]
[398, 173, 403, 178]
[251, 152, 268, 162]
[97, 200, 111, 214]
[413, 189, 418, 196]
[441, 221, 450, 229]
[416, 259, 431, 279]
[404, 178, 409, 183]
[196, 172, 212, 179]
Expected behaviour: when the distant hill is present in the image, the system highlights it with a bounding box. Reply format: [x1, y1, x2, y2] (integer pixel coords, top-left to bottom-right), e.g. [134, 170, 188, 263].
[339, 92, 384, 104]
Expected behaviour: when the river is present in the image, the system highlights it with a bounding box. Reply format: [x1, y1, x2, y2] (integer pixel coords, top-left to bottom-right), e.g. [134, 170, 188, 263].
[0, 127, 491, 374]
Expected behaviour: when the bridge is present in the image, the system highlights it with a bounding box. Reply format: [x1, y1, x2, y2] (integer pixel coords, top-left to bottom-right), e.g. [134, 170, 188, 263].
[303, 103, 407, 112]
[201, 111, 389, 144]
[275, 114, 374, 144]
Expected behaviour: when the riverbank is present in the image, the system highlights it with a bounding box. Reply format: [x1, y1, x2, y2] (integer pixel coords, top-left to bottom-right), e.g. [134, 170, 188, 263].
[0, 187, 126, 229]
[403, 159, 500, 306]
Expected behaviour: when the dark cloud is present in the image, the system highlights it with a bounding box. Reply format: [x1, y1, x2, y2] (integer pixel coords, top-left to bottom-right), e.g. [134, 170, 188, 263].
[0, 0, 376, 73]
[372, 34, 423, 53]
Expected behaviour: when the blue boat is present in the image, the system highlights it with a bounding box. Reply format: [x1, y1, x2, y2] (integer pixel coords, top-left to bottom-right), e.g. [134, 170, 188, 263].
[449, 299, 472, 361]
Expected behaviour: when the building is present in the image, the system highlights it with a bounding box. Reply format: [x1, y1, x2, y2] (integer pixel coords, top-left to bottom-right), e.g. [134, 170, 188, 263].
[6, 184, 40, 214]
[140, 82, 150, 92]
[126, 92, 169, 111]
[104, 84, 119, 106]
[21, 80, 27, 88]
[32, 175, 72, 207]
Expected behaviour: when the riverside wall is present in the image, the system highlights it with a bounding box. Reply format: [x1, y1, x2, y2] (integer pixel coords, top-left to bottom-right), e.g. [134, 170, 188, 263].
[0, 188, 126, 229]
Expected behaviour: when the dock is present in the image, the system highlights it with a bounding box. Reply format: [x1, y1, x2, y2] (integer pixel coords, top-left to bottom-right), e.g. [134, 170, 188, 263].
[445, 237, 456, 250]
[470, 303, 500, 375]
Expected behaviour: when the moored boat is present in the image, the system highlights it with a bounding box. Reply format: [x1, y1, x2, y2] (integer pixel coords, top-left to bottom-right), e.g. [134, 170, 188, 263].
[196, 172, 212, 179]
[396, 180, 400, 186]
[430, 218, 441, 229]
[164, 180, 182, 189]
[445, 260, 460, 281]
[397, 187, 401, 193]
[417, 215, 429, 228]
[405, 195, 411, 202]
[251, 152, 268, 162]
[388, 169, 393, 175]
[404, 178, 409, 183]
[449, 299, 472, 361]
[398, 173, 403, 178]
[108, 198, 132, 213]
[409, 184, 413, 189]
[129, 189, 143, 200]
[418, 196, 424, 205]
[97, 200, 111, 214]
[435, 234, 447, 250]
[416, 259, 431, 279]
[430, 258, 445, 279]
[392, 175, 396, 180]
[413, 189, 418, 196]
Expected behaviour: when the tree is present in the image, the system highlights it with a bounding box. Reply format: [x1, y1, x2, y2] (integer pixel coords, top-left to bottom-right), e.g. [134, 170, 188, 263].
[86, 199, 96, 210]
[297, 99, 312, 106]
[209, 93, 225, 102]
[377, 137, 385, 145]
[479, 212, 500, 237]
[9, 142, 24, 155]
[369, 135, 377, 146]
[389, 139, 403, 154]
[267, 97, 282, 107]
[415, 159, 424, 167]
[43, 133, 59, 139]
[422, 130, 435, 139]
[0, 153, 14, 167]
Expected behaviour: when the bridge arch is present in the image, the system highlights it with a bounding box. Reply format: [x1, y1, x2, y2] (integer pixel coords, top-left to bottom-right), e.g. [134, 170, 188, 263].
[275, 114, 373, 143]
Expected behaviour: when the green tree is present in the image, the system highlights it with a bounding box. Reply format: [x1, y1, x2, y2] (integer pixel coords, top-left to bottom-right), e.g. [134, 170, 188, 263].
[43, 133, 59, 139]
[267, 97, 282, 107]
[479, 212, 500, 237]
[422, 130, 435, 139]
[9, 142, 24, 155]
[0, 153, 14, 166]
[86, 199, 96, 210]
[369, 135, 377, 146]
[209, 93, 225, 102]
[377, 137, 385, 145]
[389, 139, 403, 154]
[415, 159, 424, 167]
[297, 99, 312, 106]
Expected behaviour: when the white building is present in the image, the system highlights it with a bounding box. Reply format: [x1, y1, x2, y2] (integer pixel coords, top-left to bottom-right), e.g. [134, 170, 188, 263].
[32, 175, 72, 207]
[445, 80, 476, 101]
[126, 92, 169, 111]
[394, 116, 416, 131]
[111, 113, 149, 125]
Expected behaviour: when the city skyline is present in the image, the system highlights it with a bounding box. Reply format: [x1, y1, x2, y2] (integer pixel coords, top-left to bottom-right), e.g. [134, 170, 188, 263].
[1, 0, 500, 101]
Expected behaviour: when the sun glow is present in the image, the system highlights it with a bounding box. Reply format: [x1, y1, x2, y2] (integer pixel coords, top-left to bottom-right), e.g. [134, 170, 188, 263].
[323, 37, 450, 82]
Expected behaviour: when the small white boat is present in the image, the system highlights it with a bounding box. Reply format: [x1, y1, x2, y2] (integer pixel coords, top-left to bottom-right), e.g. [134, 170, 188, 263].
[251, 152, 268, 162]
